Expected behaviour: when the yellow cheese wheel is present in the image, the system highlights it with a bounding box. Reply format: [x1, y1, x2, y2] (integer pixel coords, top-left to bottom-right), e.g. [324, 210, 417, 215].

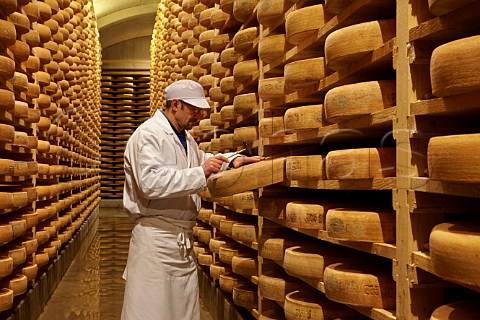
[199, 7, 215, 28]
[258, 116, 285, 138]
[233, 93, 258, 114]
[431, 35, 480, 97]
[326, 147, 396, 179]
[285, 201, 330, 230]
[430, 299, 480, 320]
[198, 208, 213, 223]
[259, 271, 303, 302]
[324, 80, 396, 123]
[285, 155, 327, 180]
[324, 0, 353, 15]
[209, 236, 227, 253]
[210, 33, 231, 53]
[284, 105, 328, 130]
[232, 254, 258, 277]
[233, 283, 258, 309]
[210, 138, 221, 152]
[198, 252, 213, 266]
[198, 74, 214, 90]
[284, 245, 343, 284]
[210, 262, 231, 280]
[233, 0, 259, 23]
[207, 157, 286, 197]
[182, 0, 197, 13]
[284, 57, 327, 90]
[210, 113, 223, 127]
[0, 288, 13, 312]
[199, 29, 217, 49]
[232, 222, 258, 243]
[198, 52, 218, 70]
[324, 262, 396, 308]
[427, 134, 480, 183]
[258, 77, 287, 101]
[219, 133, 236, 150]
[233, 27, 258, 55]
[220, 47, 240, 68]
[211, 62, 228, 79]
[233, 126, 258, 144]
[258, 34, 286, 64]
[257, 0, 294, 27]
[233, 59, 258, 83]
[286, 4, 332, 45]
[285, 289, 362, 320]
[219, 243, 243, 265]
[220, 105, 235, 121]
[0, 257, 13, 278]
[220, 76, 240, 94]
[325, 19, 396, 71]
[428, 0, 476, 16]
[430, 221, 480, 291]
[326, 209, 396, 243]
[209, 87, 227, 102]
[197, 228, 213, 244]
[259, 234, 297, 262]
[232, 191, 258, 210]
[0, 89, 15, 111]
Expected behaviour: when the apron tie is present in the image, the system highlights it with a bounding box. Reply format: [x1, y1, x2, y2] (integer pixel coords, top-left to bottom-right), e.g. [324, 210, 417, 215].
[177, 227, 193, 259]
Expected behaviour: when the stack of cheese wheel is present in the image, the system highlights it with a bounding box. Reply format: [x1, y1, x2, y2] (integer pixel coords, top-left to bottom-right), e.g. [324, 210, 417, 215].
[428, 0, 476, 16]
[259, 270, 304, 303]
[430, 35, 480, 97]
[283, 244, 345, 288]
[430, 221, 480, 291]
[284, 289, 365, 320]
[324, 262, 396, 308]
[427, 134, 480, 183]
[324, 80, 396, 123]
[326, 208, 396, 243]
[325, 19, 396, 70]
[430, 298, 480, 320]
[326, 147, 396, 179]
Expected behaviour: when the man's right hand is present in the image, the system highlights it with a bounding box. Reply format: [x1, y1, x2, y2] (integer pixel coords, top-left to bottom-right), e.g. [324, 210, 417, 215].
[202, 155, 228, 178]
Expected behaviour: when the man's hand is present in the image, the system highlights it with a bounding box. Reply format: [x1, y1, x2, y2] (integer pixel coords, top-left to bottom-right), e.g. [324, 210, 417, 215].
[202, 155, 229, 178]
[231, 156, 264, 169]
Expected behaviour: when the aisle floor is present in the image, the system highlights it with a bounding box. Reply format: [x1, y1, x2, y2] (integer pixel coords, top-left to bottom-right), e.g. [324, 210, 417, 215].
[37, 205, 214, 320]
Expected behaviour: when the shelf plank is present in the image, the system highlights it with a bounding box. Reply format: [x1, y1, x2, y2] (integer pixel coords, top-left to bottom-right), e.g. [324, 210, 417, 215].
[263, 107, 395, 146]
[411, 251, 433, 274]
[411, 177, 480, 198]
[410, 92, 480, 116]
[283, 177, 396, 191]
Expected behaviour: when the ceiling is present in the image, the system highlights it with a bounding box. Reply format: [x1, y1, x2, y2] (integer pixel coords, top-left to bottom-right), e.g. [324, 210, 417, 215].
[93, 0, 158, 49]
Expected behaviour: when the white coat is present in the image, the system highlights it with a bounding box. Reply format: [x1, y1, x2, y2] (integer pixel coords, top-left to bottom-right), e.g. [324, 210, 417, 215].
[121, 110, 232, 320]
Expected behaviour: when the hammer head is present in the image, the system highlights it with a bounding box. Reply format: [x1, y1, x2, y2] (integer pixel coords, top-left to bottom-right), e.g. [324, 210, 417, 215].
[242, 141, 253, 156]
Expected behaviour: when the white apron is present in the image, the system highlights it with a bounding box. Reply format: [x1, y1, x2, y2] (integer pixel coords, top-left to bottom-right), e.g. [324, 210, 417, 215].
[120, 216, 199, 320]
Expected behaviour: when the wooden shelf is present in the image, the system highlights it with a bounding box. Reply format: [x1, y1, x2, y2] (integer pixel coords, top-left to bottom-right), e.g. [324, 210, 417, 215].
[264, 39, 395, 109]
[410, 92, 480, 116]
[263, 107, 395, 146]
[283, 177, 396, 191]
[411, 178, 480, 198]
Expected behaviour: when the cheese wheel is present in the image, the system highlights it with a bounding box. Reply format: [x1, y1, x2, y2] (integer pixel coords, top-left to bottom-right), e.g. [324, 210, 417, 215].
[193, 65, 207, 79]
[324, 262, 396, 308]
[220, 47, 240, 68]
[258, 34, 286, 64]
[198, 52, 217, 70]
[233, 191, 258, 210]
[0, 288, 13, 312]
[233, 93, 258, 114]
[209, 237, 227, 253]
[210, 113, 223, 127]
[285, 155, 327, 180]
[232, 222, 258, 243]
[198, 74, 214, 90]
[219, 243, 242, 264]
[233, 283, 258, 309]
[257, 0, 294, 27]
[210, 262, 231, 280]
[198, 252, 213, 266]
[198, 119, 215, 133]
[428, 0, 476, 16]
[6, 274, 27, 296]
[197, 228, 212, 244]
[220, 76, 240, 94]
[210, 33, 231, 53]
[215, 196, 235, 208]
[430, 221, 480, 291]
[284, 105, 327, 130]
[427, 134, 480, 183]
[284, 289, 362, 320]
[259, 271, 303, 302]
[207, 158, 286, 197]
[258, 117, 285, 138]
[233, 59, 258, 83]
[233, 0, 258, 23]
[209, 212, 233, 229]
[286, 4, 332, 45]
[0, 89, 15, 111]
[233, 27, 258, 54]
[284, 245, 343, 284]
[285, 201, 330, 230]
[199, 7, 215, 27]
[209, 87, 227, 102]
[325, 19, 396, 71]
[0, 257, 13, 278]
[232, 255, 258, 277]
[210, 9, 231, 29]
[430, 299, 480, 320]
[199, 29, 217, 49]
[326, 209, 396, 243]
[219, 133, 236, 150]
[324, 0, 353, 15]
[0, 20, 16, 49]
[431, 35, 480, 97]
[258, 77, 287, 101]
[0, 56, 15, 80]
[324, 80, 396, 123]
[258, 196, 308, 219]
[259, 234, 297, 262]
[210, 138, 221, 152]
[211, 62, 228, 79]
[233, 126, 258, 144]
[198, 208, 213, 223]
[326, 147, 396, 179]
[182, 0, 197, 13]
[220, 105, 235, 121]
[284, 57, 327, 90]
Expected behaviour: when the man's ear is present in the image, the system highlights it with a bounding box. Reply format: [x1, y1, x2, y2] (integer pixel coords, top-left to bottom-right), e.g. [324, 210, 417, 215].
[171, 99, 180, 111]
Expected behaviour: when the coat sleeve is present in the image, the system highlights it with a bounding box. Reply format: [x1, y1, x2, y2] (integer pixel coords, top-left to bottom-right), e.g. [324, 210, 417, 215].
[134, 129, 207, 199]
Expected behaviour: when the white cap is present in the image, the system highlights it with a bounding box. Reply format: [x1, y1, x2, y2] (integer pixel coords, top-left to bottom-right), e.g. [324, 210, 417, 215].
[164, 80, 210, 109]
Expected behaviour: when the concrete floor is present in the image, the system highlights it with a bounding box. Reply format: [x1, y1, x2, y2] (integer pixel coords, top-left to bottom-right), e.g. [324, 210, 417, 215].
[37, 204, 213, 320]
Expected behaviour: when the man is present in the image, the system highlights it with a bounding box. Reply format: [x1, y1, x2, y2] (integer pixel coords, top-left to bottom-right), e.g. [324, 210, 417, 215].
[121, 80, 262, 319]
